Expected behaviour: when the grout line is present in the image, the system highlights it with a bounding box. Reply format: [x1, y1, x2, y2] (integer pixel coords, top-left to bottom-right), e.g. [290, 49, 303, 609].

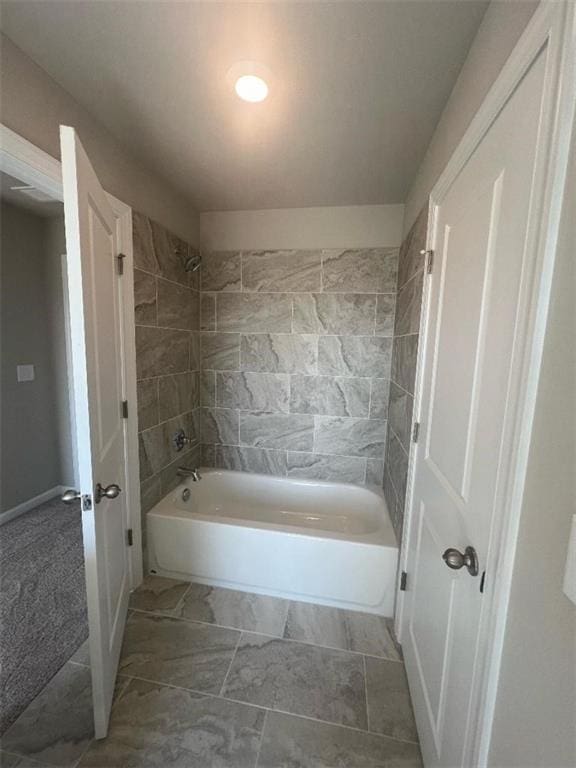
[363, 654, 371, 733]
[218, 631, 243, 697]
[117, 670, 419, 745]
[254, 708, 269, 768]
[128, 607, 403, 663]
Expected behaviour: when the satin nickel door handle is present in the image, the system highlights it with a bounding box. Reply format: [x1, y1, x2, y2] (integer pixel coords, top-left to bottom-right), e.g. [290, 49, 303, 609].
[62, 489, 81, 504]
[94, 483, 121, 504]
[442, 546, 479, 576]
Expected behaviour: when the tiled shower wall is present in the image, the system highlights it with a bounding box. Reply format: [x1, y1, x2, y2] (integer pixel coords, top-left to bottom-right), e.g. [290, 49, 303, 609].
[198, 248, 398, 485]
[383, 208, 428, 540]
[132, 212, 201, 546]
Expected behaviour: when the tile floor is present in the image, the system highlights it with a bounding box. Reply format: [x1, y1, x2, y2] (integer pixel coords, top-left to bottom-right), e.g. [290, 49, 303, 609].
[0, 577, 421, 767]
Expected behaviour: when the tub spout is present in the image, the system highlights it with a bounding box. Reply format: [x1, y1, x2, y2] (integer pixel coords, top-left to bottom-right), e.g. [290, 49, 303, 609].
[177, 466, 201, 482]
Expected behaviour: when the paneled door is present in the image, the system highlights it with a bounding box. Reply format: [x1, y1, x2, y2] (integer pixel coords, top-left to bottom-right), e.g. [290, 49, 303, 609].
[60, 126, 130, 738]
[401, 46, 549, 767]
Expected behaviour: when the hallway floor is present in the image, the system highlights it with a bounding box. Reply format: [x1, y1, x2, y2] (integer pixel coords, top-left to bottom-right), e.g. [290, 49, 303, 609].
[0, 496, 87, 736]
[0, 577, 421, 767]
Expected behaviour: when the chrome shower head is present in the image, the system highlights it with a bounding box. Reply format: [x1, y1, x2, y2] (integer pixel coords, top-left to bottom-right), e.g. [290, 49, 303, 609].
[184, 252, 202, 273]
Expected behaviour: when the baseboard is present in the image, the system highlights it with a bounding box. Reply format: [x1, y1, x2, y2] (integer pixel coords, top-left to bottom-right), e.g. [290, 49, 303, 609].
[0, 485, 67, 526]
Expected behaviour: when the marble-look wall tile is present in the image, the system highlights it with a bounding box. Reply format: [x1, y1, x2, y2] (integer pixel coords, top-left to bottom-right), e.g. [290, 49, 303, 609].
[132, 211, 158, 274]
[240, 412, 314, 451]
[189, 332, 200, 371]
[137, 379, 159, 431]
[157, 279, 197, 330]
[217, 293, 292, 333]
[386, 430, 409, 507]
[200, 293, 216, 331]
[136, 326, 190, 378]
[197, 246, 402, 486]
[366, 458, 385, 485]
[201, 251, 241, 292]
[134, 269, 157, 325]
[286, 452, 366, 485]
[150, 221, 189, 285]
[201, 332, 240, 371]
[318, 336, 392, 378]
[187, 246, 200, 292]
[321, 248, 398, 294]
[375, 294, 396, 336]
[242, 250, 321, 292]
[293, 293, 376, 336]
[391, 334, 419, 396]
[200, 370, 216, 406]
[200, 407, 239, 445]
[240, 334, 317, 374]
[158, 373, 197, 422]
[140, 474, 162, 515]
[370, 378, 391, 420]
[290, 375, 370, 417]
[201, 443, 217, 467]
[383, 466, 400, 534]
[216, 372, 290, 412]
[160, 445, 201, 495]
[314, 416, 387, 458]
[139, 413, 197, 479]
[217, 445, 288, 476]
[395, 269, 424, 336]
[398, 206, 428, 290]
[388, 381, 414, 453]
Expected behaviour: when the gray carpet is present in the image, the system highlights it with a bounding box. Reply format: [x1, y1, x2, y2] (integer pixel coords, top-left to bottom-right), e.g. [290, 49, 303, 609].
[0, 495, 88, 735]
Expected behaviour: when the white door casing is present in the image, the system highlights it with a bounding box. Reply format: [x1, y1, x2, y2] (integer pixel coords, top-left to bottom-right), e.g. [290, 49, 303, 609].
[399, 3, 576, 766]
[60, 125, 131, 738]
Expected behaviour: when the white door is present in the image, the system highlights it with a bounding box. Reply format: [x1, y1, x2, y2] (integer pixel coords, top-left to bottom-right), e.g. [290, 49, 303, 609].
[60, 126, 130, 739]
[401, 49, 548, 767]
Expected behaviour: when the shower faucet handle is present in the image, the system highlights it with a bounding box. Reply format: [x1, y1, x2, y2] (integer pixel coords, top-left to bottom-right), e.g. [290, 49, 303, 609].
[173, 428, 194, 452]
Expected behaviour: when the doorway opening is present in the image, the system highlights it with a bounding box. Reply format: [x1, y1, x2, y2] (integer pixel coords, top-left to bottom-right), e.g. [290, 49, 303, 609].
[0, 170, 88, 734]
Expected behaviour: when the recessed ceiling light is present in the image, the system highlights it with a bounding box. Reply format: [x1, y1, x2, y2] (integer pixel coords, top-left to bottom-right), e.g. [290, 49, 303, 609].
[235, 74, 269, 103]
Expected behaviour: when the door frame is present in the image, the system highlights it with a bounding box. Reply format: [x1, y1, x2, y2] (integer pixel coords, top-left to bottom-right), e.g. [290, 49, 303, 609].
[395, 1, 576, 765]
[0, 123, 143, 589]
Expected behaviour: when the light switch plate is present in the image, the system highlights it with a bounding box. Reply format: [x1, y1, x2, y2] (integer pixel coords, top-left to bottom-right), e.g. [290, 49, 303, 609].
[17, 364, 35, 382]
[563, 515, 576, 606]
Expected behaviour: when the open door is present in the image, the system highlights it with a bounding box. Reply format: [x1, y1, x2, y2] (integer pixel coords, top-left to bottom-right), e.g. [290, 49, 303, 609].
[60, 125, 130, 738]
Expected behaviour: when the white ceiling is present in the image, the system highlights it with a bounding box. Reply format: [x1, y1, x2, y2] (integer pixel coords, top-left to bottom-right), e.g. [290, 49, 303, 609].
[1, 1, 488, 212]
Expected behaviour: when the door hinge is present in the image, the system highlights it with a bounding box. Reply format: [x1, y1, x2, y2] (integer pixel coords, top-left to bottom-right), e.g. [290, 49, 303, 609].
[126, 528, 134, 547]
[117, 253, 126, 275]
[121, 400, 129, 419]
[412, 422, 420, 443]
[421, 249, 434, 274]
[400, 571, 408, 591]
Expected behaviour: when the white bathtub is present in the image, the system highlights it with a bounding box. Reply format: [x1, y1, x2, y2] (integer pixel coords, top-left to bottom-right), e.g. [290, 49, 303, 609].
[147, 468, 398, 616]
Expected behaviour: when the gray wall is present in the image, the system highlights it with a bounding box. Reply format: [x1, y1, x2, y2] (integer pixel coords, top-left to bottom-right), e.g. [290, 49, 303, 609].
[0, 33, 198, 245]
[403, 0, 538, 232]
[382, 208, 428, 541]
[197, 248, 397, 485]
[488, 122, 576, 768]
[1, 203, 62, 511]
[133, 212, 201, 550]
[44, 216, 76, 487]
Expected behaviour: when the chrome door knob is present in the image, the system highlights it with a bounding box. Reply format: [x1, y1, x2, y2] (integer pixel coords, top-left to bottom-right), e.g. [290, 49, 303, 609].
[94, 483, 121, 504]
[62, 489, 81, 504]
[442, 546, 479, 576]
